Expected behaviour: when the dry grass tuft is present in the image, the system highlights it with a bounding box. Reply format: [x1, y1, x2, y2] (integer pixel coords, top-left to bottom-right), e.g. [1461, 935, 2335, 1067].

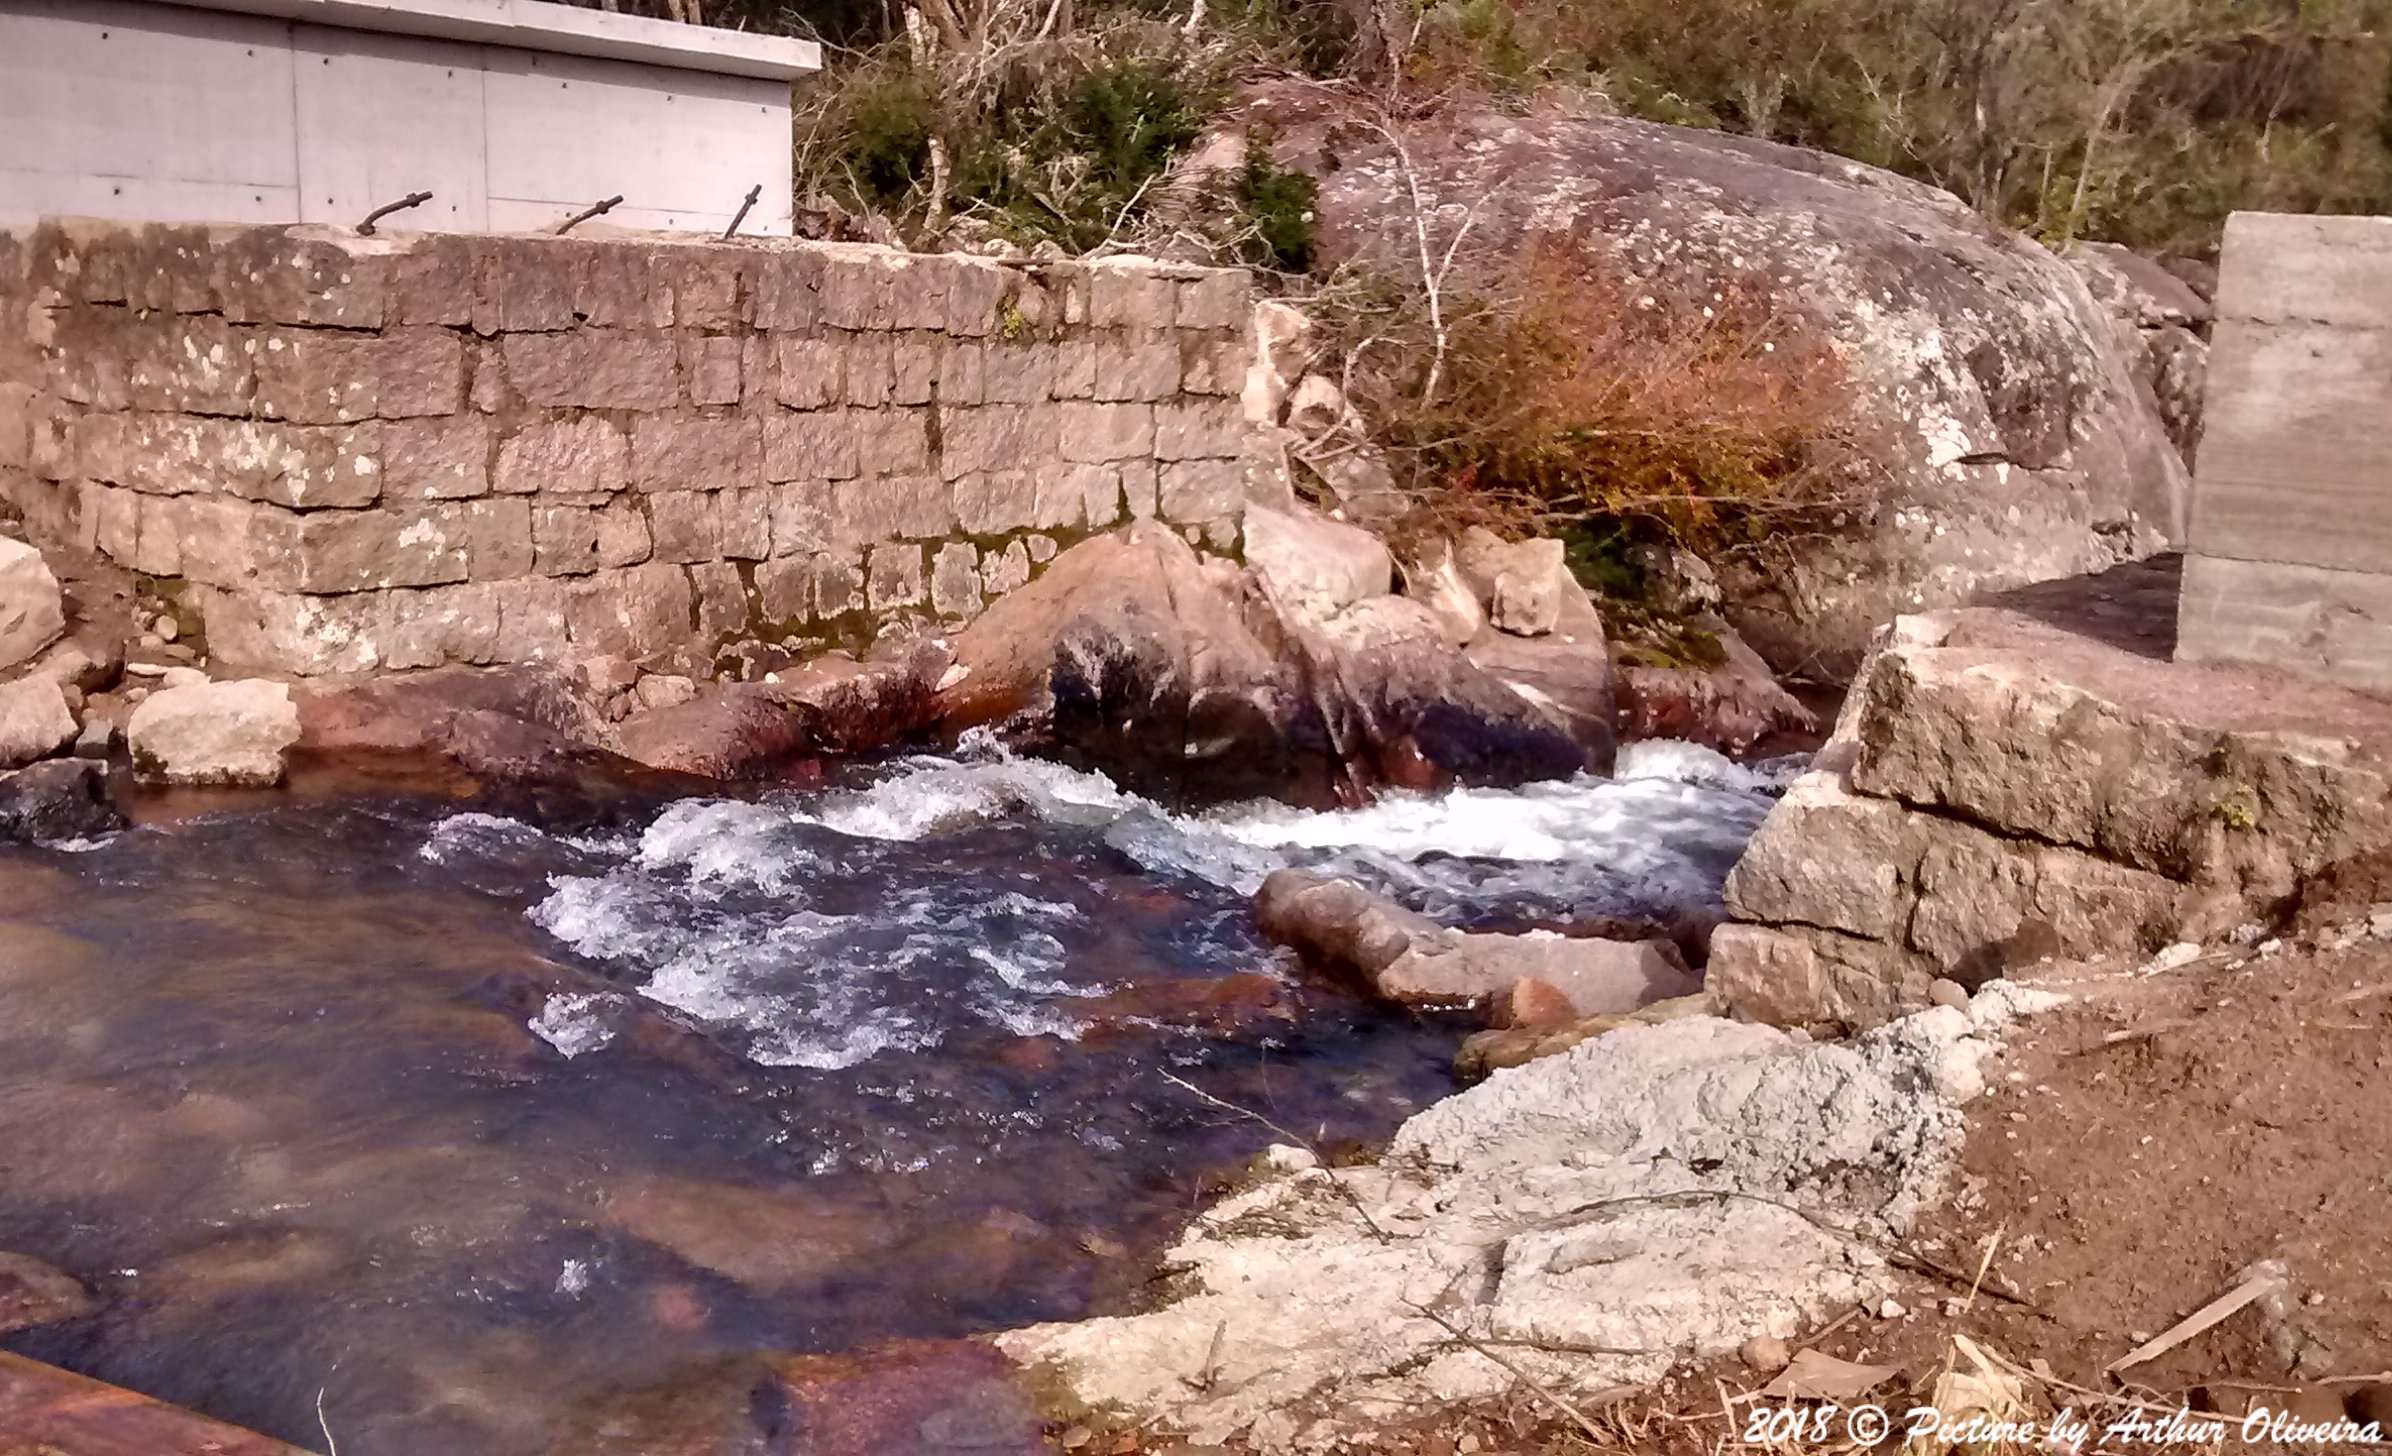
[1331, 238, 1871, 576]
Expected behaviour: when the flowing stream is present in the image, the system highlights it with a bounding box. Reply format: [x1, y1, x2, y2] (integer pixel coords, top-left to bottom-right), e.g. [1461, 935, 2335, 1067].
[0, 740, 1788, 1453]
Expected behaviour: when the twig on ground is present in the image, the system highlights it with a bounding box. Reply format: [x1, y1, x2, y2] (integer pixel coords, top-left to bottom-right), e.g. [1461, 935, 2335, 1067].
[1399, 1297, 1619, 1443]
[2105, 1268, 2285, 1374]
[1157, 1069, 1392, 1244]
[1792, 1304, 1862, 1352]
[316, 1383, 339, 1456]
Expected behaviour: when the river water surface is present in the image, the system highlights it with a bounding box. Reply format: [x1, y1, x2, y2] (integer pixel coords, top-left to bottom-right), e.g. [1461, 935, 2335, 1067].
[0, 741, 1786, 1453]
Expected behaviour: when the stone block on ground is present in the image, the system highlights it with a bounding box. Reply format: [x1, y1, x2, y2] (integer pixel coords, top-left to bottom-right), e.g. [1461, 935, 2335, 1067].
[127, 679, 301, 787]
[0, 538, 66, 673]
[0, 676, 77, 769]
[1455, 529, 1573, 638]
[1242, 504, 1391, 619]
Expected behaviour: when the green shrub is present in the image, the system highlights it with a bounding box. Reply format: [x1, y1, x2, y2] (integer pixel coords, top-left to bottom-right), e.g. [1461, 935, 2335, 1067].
[1068, 61, 1205, 190]
[1235, 138, 1319, 271]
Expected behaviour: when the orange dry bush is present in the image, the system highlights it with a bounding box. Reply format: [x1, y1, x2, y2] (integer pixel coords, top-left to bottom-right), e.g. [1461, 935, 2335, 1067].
[1367, 241, 1861, 555]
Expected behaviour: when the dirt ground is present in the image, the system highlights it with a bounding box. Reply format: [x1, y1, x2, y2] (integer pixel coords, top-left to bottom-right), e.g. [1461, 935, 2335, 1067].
[1066, 910, 2392, 1456]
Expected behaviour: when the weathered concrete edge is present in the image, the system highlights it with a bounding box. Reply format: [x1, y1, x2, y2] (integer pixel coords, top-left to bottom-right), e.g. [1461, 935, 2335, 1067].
[156, 0, 822, 79]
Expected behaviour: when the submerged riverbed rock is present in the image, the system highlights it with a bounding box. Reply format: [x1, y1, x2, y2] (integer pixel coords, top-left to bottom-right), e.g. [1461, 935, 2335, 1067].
[0, 1250, 97, 1335]
[998, 988, 2053, 1445]
[0, 759, 122, 841]
[127, 678, 301, 786]
[1256, 868, 1697, 1015]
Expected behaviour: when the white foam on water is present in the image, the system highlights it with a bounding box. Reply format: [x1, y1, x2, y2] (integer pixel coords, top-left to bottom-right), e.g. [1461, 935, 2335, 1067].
[528, 991, 621, 1058]
[636, 798, 819, 894]
[787, 754, 1135, 842]
[418, 812, 541, 865]
[442, 738, 1795, 1072]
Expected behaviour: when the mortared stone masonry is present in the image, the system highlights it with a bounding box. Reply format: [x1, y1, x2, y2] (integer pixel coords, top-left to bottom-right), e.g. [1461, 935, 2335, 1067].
[0, 220, 1262, 675]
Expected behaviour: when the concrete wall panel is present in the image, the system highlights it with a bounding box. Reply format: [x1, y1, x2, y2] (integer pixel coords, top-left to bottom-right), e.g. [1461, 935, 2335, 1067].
[293, 24, 492, 232]
[2217, 212, 2392, 330]
[2178, 552, 2392, 692]
[480, 50, 792, 233]
[0, 0, 802, 236]
[2189, 319, 2392, 576]
[0, 0, 300, 213]
[2179, 211, 2392, 689]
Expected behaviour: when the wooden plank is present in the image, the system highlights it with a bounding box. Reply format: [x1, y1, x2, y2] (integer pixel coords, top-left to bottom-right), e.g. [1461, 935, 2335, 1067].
[0, 1349, 312, 1456]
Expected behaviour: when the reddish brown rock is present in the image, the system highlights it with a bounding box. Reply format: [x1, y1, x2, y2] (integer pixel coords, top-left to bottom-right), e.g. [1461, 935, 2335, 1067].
[1616, 615, 1818, 754]
[615, 684, 807, 779]
[1490, 976, 1579, 1031]
[939, 524, 1605, 807]
[1256, 868, 1698, 1016]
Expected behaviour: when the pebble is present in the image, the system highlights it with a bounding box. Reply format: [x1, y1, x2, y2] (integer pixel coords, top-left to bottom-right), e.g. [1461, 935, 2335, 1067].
[1927, 978, 1970, 1010]
[154, 617, 179, 642]
[1740, 1335, 1791, 1373]
[1878, 1298, 1907, 1320]
[1259, 1144, 1319, 1174]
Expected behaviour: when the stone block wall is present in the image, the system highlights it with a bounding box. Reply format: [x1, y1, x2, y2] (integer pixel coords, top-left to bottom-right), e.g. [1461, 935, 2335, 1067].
[2177, 212, 2392, 690]
[0, 220, 1260, 675]
[1708, 611, 2392, 1029]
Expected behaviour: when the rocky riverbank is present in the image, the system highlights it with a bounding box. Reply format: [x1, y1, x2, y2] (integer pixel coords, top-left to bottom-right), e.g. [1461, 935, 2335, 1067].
[988, 556, 2392, 1453]
[998, 981, 2055, 1450]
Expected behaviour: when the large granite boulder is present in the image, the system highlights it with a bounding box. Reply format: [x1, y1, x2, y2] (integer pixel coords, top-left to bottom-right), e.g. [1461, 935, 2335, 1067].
[1233, 89, 2189, 673]
[935, 523, 1612, 807]
[0, 538, 66, 674]
[1614, 613, 1818, 754]
[128, 678, 301, 786]
[2067, 240, 2210, 459]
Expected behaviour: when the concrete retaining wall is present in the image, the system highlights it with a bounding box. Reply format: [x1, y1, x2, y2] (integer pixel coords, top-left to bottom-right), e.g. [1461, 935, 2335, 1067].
[2178, 211, 2392, 690]
[0, 0, 811, 236]
[0, 220, 1261, 676]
